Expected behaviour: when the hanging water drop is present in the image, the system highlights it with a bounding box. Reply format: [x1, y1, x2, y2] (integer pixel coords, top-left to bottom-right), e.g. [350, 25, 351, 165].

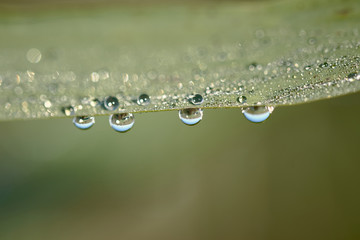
[242, 106, 274, 123]
[109, 113, 135, 132]
[179, 108, 203, 126]
[73, 116, 95, 130]
[103, 96, 119, 111]
[137, 94, 150, 105]
[189, 94, 203, 105]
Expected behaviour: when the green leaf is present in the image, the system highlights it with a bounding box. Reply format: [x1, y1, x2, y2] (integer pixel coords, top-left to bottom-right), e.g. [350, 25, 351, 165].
[0, 0, 359, 121]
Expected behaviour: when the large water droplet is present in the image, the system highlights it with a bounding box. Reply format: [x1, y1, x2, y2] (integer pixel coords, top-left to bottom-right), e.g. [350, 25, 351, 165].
[189, 94, 204, 105]
[179, 108, 203, 126]
[242, 106, 274, 123]
[104, 96, 119, 111]
[137, 94, 150, 106]
[73, 116, 95, 130]
[109, 113, 134, 132]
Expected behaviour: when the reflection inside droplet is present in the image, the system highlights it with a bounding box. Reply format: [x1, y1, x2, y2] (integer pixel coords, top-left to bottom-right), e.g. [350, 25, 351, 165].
[109, 113, 135, 132]
[73, 116, 95, 130]
[179, 108, 203, 126]
[242, 106, 274, 123]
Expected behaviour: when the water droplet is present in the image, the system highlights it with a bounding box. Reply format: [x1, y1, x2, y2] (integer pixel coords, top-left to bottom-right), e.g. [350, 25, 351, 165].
[242, 106, 274, 123]
[104, 96, 119, 111]
[304, 65, 312, 71]
[237, 96, 247, 104]
[348, 72, 360, 81]
[248, 62, 258, 71]
[179, 108, 203, 126]
[307, 37, 317, 45]
[44, 100, 52, 108]
[73, 116, 95, 130]
[98, 70, 110, 80]
[109, 113, 134, 132]
[26, 48, 42, 63]
[137, 94, 150, 106]
[90, 72, 100, 82]
[189, 94, 203, 105]
[62, 106, 75, 116]
[319, 62, 329, 68]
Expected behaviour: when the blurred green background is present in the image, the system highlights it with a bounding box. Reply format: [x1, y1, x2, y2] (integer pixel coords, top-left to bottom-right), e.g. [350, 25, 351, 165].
[0, 93, 359, 240]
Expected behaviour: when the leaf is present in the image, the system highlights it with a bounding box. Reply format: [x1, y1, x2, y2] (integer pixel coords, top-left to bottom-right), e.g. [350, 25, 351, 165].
[0, 0, 359, 121]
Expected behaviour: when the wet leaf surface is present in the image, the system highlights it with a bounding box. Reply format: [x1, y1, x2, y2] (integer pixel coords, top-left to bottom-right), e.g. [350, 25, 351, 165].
[0, 0, 359, 121]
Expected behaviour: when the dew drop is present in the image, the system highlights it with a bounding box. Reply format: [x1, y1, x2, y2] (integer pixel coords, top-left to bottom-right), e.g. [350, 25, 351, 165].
[73, 116, 95, 130]
[248, 63, 256, 71]
[179, 108, 203, 126]
[90, 72, 100, 82]
[104, 96, 119, 111]
[44, 100, 52, 108]
[242, 106, 274, 123]
[109, 113, 134, 132]
[62, 106, 75, 116]
[26, 48, 42, 63]
[304, 65, 312, 71]
[319, 62, 329, 68]
[137, 94, 150, 106]
[307, 37, 317, 45]
[348, 72, 360, 81]
[237, 96, 247, 104]
[189, 94, 203, 105]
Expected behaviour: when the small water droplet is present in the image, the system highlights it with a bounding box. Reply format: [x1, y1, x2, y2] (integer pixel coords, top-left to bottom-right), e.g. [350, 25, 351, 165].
[73, 116, 95, 130]
[307, 37, 317, 45]
[189, 94, 203, 105]
[179, 108, 203, 126]
[137, 94, 151, 106]
[62, 106, 75, 116]
[319, 62, 329, 68]
[348, 72, 360, 81]
[44, 100, 52, 108]
[248, 62, 258, 71]
[242, 106, 274, 123]
[103, 96, 119, 111]
[304, 65, 312, 71]
[26, 48, 42, 63]
[237, 96, 247, 104]
[90, 72, 100, 82]
[109, 113, 134, 132]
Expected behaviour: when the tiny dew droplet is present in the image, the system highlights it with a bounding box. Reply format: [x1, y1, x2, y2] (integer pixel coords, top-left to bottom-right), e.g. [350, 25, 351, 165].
[62, 106, 75, 116]
[237, 96, 247, 104]
[348, 72, 360, 81]
[189, 94, 203, 105]
[179, 108, 203, 126]
[242, 106, 274, 123]
[26, 48, 42, 63]
[304, 65, 312, 71]
[104, 96, 119, 111]
[319, 62, 329, 68]
[137, 94, 150, 106]
[73, 116, 95, 130]
[109, 113, 135, 132]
